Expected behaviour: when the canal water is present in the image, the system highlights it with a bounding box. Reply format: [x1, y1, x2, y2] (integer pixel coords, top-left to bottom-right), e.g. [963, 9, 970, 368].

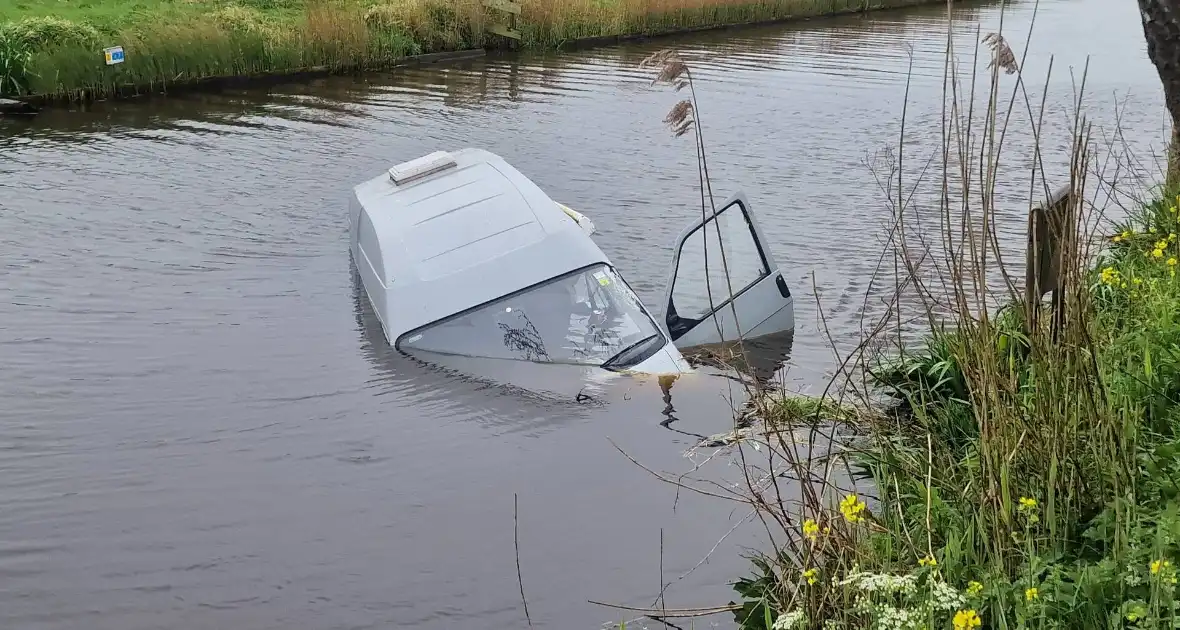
[0, 0, 1164, 628]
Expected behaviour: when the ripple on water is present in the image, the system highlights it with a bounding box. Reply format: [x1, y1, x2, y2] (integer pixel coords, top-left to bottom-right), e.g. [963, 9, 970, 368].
[0, 0, 1165, 628]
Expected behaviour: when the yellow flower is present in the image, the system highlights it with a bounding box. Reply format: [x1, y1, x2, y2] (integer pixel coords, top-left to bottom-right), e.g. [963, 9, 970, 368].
[1154, 248, 1165, 259]
[802, 568, 818, 585]
[918, 554, 937, 567]
[1099, 267, 1121, 286]
[1171, 206, 1178, 214]
[1123, 229, 1134, 239]
[1025, 587, 1039, 601]
[1134, 277, 1144, 284]
[966, 581, 984, 597]
[953, 609, 982, 630]
[1151, 559, 1172, 575]
[1170, 258, 1178, 267]
[802, 519, 819, 541]
[839, 494, 867, 523]
[1150, 226, 1158, 234]
[1157, 239, 1170, 250]
[1019, 496, 1037, 510]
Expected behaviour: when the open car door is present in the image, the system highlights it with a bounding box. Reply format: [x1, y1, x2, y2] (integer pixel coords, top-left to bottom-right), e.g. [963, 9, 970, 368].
[661, 192, 795, 349]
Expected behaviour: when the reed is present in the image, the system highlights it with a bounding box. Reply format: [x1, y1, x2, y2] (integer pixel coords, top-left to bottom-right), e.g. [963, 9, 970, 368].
[0, 0, 940, 100]
[612, 6, 1180, 630]
[517, 0, 937, 46]
[2, 3, 431, 99]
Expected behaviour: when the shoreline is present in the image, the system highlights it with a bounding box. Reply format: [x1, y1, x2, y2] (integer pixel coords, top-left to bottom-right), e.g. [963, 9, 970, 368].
[552, 0, 946, 50]
[8, 48, 489, 109]
[1, 0, 955, 112]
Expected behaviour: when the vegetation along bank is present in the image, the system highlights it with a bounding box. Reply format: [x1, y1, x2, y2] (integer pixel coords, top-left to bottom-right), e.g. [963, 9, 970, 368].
[0, 0, 945, 102]
[726, 183, 1180, 630]
[669, 3, 1180, 625]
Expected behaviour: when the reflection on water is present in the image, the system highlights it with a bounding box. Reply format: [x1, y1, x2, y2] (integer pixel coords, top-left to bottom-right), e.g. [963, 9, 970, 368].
[0, 0, 1164, 628]
[683, 330, 797, 387]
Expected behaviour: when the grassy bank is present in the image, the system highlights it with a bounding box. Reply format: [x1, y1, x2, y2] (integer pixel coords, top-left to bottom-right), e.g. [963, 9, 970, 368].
[0, 0, 941, 101]
[621, 21, 1180, 630]
[728, 187, 1180, 630]
[719, 59, 1180, 630]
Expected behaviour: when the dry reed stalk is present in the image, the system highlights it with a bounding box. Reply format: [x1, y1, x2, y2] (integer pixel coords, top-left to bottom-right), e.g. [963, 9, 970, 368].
[610, 2, 1148, 626]
[301, 1, 370, 67]
[516, 0, 929, 45]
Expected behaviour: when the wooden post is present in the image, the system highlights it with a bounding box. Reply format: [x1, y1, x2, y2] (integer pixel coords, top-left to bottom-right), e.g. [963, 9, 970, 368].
[1025, 184, 1074, 342]
[483, 0, 522, 43]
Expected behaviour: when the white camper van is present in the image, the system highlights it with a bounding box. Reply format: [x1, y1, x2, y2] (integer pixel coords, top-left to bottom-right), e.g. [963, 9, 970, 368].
[348, 148, 794, 375]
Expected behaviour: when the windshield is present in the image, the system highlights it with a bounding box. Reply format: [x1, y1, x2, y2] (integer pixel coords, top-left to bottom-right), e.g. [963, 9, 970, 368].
[397, 265, 666, 369]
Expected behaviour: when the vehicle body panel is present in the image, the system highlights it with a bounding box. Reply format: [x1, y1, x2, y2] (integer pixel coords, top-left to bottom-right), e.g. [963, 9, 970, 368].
[661, 193, 796, 350]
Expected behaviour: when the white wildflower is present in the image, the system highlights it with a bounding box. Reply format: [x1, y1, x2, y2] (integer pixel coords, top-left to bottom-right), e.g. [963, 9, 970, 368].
[930, 579, 967, 611]
[836, 571, 919, 596]
[872, 604, 925, 630]
[772, 610, 807, 630]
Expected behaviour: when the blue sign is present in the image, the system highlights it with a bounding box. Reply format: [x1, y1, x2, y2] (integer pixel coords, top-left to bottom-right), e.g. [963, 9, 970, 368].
[103, 46, 125, 66]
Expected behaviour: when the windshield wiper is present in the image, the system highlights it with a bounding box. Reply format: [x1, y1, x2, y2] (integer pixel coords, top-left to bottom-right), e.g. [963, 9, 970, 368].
[601, 334, 662, 371]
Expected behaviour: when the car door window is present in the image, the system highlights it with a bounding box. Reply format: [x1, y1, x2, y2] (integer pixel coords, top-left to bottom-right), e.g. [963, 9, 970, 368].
[669, 202, 769, 320]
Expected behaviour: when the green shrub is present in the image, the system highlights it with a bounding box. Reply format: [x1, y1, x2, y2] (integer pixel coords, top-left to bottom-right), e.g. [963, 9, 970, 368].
[0, 16, 104, 95]
[3, 16, 101, 48]
[0, 24, 33, 95]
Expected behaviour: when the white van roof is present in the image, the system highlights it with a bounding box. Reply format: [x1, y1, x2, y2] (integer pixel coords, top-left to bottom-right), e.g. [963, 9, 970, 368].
[351, 148, 611, 343]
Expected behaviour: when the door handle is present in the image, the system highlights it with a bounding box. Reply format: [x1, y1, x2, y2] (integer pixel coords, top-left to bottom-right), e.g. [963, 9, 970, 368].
[775, 274, 791, 298]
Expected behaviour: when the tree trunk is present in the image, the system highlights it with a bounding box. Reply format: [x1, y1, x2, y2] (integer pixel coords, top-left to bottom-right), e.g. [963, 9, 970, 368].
[1138, 0, 1180, 188]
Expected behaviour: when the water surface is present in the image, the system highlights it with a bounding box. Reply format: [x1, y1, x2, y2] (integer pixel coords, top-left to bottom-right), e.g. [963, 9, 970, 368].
[0, 0, 1165, 628]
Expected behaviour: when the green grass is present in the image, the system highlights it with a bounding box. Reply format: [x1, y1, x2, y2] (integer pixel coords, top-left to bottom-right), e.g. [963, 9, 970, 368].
[0, 0, 306, 27]
[726, 185, 1180, 630]
[0, 0, 944, 100]
[0, 0, 483, 99]
[726, 183, 1180, 630]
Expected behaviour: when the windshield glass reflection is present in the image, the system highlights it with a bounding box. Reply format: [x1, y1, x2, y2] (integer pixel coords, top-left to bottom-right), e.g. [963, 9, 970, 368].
[398, 264, 665, 367]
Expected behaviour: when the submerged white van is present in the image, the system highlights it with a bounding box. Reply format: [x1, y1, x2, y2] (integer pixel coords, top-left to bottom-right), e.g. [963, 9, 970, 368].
[348, 148, 794, 375]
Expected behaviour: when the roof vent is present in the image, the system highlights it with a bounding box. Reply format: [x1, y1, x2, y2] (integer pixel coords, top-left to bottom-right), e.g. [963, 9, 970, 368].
[388, 151, 458, 186]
